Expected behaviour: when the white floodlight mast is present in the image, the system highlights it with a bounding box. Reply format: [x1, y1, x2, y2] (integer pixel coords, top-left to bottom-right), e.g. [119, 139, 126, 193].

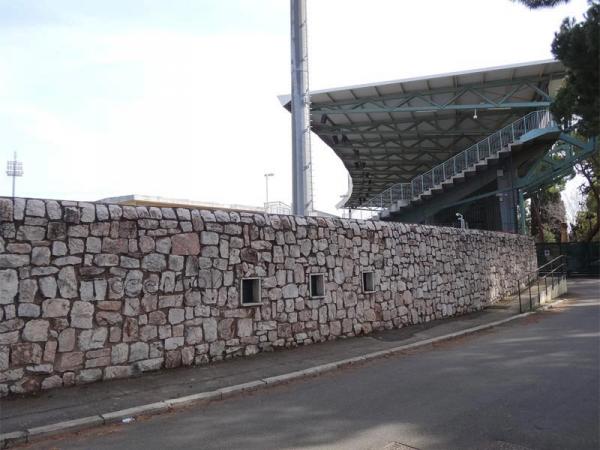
[290, 0, 313, 216]
[6, 151, 23, 198]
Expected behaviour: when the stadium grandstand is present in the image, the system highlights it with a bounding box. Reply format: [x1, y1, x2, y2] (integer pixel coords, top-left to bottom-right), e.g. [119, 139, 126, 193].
[281, 60, 596, 232]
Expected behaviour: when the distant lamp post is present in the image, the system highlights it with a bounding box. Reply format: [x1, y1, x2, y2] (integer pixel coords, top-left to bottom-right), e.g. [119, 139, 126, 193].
[264, 173, 274, 212]
[6, 152, 23, 198]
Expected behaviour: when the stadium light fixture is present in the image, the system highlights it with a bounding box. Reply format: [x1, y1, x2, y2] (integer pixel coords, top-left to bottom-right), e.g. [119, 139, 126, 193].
[6, 151, 23, 198]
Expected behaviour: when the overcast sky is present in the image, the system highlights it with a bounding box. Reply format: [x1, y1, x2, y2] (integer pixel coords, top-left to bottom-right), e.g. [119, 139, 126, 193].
[0, 0, 589, 215]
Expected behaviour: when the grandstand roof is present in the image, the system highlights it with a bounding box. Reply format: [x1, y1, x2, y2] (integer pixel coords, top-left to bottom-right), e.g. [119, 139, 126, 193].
[280, 59, 565, 207]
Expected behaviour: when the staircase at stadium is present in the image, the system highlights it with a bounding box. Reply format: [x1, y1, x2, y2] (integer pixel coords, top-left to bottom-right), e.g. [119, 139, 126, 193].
[362, 110, 557, 221]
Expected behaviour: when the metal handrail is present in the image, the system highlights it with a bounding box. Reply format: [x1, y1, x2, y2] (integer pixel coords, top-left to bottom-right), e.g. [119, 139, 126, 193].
[516, 255, 567, 313]
[363, 109, 555, 210]
[524, 255, 565, 277]
[537, 255, 566, 274]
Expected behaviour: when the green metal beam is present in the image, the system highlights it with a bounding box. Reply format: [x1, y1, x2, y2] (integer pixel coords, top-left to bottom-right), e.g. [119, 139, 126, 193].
[317, 130, 487, 138]
[314, 101, 549, 115]
[518, 134, 597, 194]
[314, 112, 509, 132]
[311, 76, 557, 111]
[557, 133, 596, 150]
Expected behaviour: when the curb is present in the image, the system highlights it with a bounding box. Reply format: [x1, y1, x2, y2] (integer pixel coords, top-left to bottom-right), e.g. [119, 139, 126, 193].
[0, 298, 567, 449]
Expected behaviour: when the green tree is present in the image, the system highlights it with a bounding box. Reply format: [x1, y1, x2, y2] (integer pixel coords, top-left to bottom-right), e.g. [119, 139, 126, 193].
[513, 0, 570, 8]
[570, 154, 600, 241]
[550, 2, 600, 137]
[530, 182, 567, 242]
[513, 0, 599, 241]
[515, 0, 599, 136]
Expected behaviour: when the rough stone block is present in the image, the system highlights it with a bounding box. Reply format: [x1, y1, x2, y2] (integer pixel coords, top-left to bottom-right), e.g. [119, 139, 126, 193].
[0, 346, 9, 370]
[58, 328, 76, 352]
[26, 363, 53, 374]
[57, 266, 78, 298]
[95, 311, 122, 326]
[129, 342, 149, 362]
[185, 326, 203, 345]
[39, 276, 57, 298]
[155, 237, 172, 254]
[25, 199, 45, 217]
[135, 357, 163, 372]
[80, 203, 95, 222]
[71, 301, 94, 329]
[94, 253, 119, 267]
[164, 349, 182, 368]
[203, 318, 218, 342]
[22, 320, 49, 342]
[17, 225, 46, 241]
[0, 198, 13, 221]
[172, 233, 200, 255]
[78, 328, 107, 351]
[237, 318, 253, 338]
[168, 308, 185, 325]
[164, 336, 184, 350]
[102, 238, 128, 254]
[77, 368, 103, 383]
[111, 343, 129, 364]
[54, 351, 84, 372]
[42, 298, 70, 318]
[0, 254, 30, 268]
[41, 374, 63, 390]
[142, 253, 166, 272]
[104, 365, 133, 380]
[43, 340, 57, 363]
[0, 269, 18, 304]
[19, 279, 38, 303]
[11, 343, 43, 365]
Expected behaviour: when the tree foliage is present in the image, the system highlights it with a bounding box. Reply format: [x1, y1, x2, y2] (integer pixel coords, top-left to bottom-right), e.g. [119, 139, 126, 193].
[549, 1, 600, 241]
[550, 2, 600, 138]
[513, 0, 599, 241]
[570, 154, 600, 241]
[513, 0, 571, 8]
[530, 181, 567, 242]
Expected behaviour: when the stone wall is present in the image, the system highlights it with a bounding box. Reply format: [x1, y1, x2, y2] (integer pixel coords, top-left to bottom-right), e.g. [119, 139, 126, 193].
[0, 197, 536, 395]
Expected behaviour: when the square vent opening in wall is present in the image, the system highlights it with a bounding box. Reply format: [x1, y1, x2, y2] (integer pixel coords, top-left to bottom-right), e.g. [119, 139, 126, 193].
[362, 271, 375, 293]
[310, 273, 325, 298]
[241, 278, 261, 306]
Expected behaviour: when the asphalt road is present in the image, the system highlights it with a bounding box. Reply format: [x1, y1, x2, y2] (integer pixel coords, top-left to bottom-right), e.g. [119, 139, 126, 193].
[29, 279, 599, 450]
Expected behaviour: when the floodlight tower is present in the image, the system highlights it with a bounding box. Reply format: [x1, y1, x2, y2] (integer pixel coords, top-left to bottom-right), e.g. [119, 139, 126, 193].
[290, 0, 313, 216]
[6, 152, 23, 198]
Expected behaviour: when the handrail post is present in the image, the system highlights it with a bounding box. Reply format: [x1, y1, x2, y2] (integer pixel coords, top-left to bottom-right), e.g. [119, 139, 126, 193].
[528, 276, 532, 311]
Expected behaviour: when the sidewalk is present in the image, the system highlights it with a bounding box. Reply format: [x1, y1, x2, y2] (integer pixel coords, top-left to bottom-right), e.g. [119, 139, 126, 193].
[0, 293, 536, 440]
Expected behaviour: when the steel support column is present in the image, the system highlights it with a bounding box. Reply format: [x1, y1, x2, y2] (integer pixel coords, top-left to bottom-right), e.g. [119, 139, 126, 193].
[518, 189, 527, 235]
[290, 0, 313, 216]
